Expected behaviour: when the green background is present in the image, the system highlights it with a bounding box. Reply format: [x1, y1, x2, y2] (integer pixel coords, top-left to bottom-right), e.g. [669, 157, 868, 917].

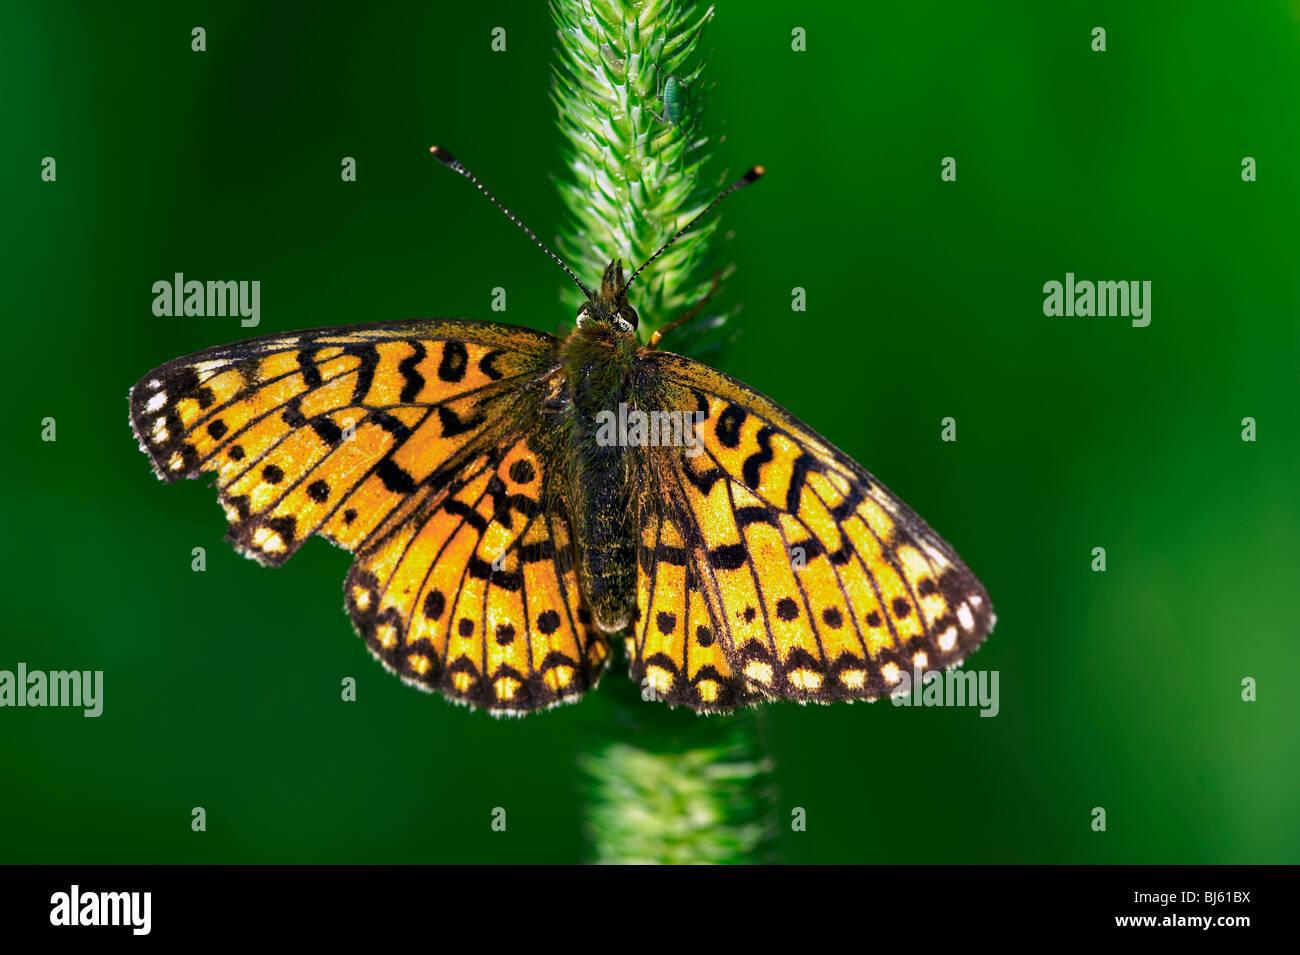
[3, 0, 1297, 864]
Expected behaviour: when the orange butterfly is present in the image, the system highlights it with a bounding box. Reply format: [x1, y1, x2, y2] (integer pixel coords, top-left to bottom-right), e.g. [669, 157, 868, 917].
[129, 148, 994, 715]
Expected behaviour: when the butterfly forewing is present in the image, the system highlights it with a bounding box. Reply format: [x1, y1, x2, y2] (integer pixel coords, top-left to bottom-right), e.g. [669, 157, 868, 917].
[128, 320, 560, 564]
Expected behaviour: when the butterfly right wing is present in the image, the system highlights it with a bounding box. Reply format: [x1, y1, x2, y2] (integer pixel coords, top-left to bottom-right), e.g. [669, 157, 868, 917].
[630, 351, 995, 710]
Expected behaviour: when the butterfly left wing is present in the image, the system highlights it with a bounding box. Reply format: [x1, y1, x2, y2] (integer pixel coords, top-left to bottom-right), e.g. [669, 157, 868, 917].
[633, 351, 996, 709]
[128, 319, 608, 714]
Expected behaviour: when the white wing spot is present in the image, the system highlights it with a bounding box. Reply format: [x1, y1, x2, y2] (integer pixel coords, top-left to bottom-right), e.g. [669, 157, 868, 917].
[145, 391, 168, 413]
[922, 543, 952, 568]
[938, 627, 958, 652]
[957, 603, 975, 631]
[252, 526, 285, 554]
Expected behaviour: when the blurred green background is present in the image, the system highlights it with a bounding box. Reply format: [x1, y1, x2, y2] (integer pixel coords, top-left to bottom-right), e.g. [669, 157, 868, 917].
[2, 0, 1297, 864]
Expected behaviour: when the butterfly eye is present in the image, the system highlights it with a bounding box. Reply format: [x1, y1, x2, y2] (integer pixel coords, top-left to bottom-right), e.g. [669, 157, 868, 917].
[616, 305, 639, 333]
[576, 305, 593, 328]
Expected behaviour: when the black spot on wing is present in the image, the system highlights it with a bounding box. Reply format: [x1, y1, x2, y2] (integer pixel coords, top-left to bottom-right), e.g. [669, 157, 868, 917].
[735, 506, 775, 528]
[742, 426, 775, 490]
[376, 458, 416, 494]
[715, 404, 746, 448]
[829, 482, 864, 521]
[423, 589, 445, 619]
[311, 417, 343, 447]
[787, 453, 818, 513]
[479, 349, 506, 381]
[681, 465, 723, 495]
[438, 340, 469, 382]
[369, 410, 412, 442]
[445, 499, 488, 533]
[708, 543, 748, 570]
[281, 400, 307, 429]
[399, 341, 427, 403]
[437, 406, 484, 438]
[347, 344, 380, 404]
[298, 350, 323, 388]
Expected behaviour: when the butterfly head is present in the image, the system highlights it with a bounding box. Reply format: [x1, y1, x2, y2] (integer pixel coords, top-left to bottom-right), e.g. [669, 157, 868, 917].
[576, 259, 639, 335]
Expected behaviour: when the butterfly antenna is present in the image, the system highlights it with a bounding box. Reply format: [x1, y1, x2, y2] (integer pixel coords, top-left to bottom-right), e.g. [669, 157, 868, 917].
[623, 165, 765, 293]
[430, 146, 593, 298]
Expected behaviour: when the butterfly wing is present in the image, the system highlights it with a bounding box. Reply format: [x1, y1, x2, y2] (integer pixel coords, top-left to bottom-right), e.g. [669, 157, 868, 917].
[129, 320, 557, 563]
[129, 319, 607, 713]
[346, 430, 610, 713]
[631, 500, 762, 710]
[631, 351, 996, 710]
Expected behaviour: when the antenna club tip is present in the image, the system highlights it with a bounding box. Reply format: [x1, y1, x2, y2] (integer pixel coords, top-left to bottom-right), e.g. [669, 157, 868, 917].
[748, 164, 766, 180]
[430, 145, 456, 164]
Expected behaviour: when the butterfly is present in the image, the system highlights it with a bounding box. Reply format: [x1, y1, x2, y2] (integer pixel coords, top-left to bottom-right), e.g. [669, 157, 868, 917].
[128, 147, 995, 716]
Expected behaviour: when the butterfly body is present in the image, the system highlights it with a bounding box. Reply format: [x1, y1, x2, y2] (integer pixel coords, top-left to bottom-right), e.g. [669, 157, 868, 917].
[131, 229, 995, 715]
[561, 332, 639, 633]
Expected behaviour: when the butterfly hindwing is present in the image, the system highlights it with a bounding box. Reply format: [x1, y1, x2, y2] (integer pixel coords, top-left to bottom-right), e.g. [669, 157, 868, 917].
[635, 352, 996, 709]
[630, 500, 761, 711]
[128, 320, 560, 565]
[345, 432, 610, 713]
